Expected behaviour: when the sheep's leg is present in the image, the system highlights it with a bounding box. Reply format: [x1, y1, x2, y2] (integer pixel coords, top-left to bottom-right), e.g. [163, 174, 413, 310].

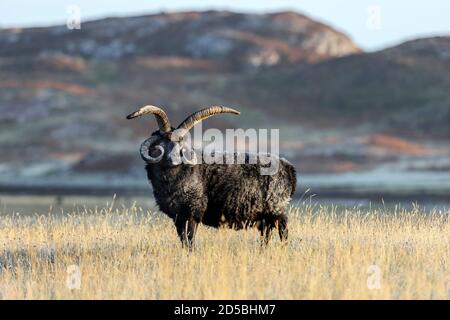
[278, 214, 288, 242]
[257, 218, 274, 246]
[263, 225, 273, 245]
[175, 217, 198, 249]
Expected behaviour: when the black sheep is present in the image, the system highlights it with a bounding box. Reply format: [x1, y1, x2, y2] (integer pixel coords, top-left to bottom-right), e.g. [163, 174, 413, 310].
[127, 105, 296, 248]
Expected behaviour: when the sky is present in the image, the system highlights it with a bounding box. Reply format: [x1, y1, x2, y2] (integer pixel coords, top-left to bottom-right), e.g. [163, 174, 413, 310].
[1, 0, 449, 51]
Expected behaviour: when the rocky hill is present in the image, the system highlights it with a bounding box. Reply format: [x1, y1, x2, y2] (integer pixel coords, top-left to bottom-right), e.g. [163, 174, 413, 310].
[0, 11, 360, 69]
[0, 10, 449, 180]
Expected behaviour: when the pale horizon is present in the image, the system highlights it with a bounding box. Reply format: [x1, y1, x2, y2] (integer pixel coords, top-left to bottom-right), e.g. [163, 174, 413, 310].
[1, 1, 449, 51]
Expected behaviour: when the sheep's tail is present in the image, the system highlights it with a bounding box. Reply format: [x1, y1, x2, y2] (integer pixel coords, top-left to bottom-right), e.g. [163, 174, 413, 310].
[288, 165, 297, 197]
[281, 158, 297, 197]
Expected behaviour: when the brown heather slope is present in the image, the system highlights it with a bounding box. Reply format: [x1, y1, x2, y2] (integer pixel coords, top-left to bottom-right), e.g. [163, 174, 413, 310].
[234, 36, 450, 138]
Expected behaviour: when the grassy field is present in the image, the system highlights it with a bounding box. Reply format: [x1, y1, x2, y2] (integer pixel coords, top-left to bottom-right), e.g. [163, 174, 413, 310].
[0, 201, 449, 299]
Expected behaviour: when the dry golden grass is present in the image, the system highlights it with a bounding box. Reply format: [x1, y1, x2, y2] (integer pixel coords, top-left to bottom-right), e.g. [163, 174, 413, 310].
[0, 201, 449, 300]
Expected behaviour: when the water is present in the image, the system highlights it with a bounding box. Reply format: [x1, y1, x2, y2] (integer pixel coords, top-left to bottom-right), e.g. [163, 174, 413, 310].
[0, 195, 157, 216]
[1, 170, 449, 215]
[1, 193, 448, 217]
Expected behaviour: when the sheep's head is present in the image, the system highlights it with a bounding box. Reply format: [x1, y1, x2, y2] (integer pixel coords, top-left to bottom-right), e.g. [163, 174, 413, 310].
[126, 105, 240, 167]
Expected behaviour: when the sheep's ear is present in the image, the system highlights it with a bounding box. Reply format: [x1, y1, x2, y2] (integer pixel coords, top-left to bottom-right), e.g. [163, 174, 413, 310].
[176, 106, 240, 135]
[126, 105, 172, 133]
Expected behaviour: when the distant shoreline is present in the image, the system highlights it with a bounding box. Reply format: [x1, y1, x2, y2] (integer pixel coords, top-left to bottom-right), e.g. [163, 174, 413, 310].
[1, 181, 450, 203]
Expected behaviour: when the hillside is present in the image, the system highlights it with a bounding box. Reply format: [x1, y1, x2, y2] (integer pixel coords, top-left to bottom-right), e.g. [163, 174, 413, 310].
[0, 10, 449, 180]
[0, 11, 360, 68]
[235, 36, 450, 137]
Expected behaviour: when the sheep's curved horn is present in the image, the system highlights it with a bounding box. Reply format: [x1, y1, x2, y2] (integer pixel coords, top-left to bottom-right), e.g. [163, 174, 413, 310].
[126, 105, 172, 133]
[176, 106, 240, 136]
[140, 135, 164, 163]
